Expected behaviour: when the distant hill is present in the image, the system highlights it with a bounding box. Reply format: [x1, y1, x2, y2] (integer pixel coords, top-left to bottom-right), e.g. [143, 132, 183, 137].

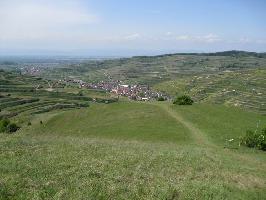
[134, 50, 266, 59]
[202, 50, 266, 58]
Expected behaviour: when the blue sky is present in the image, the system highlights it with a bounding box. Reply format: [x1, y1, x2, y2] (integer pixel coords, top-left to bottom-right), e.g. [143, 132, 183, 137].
[0, 0, 265, 56]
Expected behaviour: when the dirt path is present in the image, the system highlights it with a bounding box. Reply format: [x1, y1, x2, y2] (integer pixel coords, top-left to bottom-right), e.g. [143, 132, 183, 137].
[153, 102, 266, 166]
[154, 103, 212, 146]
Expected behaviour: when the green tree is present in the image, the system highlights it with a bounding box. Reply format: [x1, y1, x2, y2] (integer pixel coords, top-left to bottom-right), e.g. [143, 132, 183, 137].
[173, 95, 194, 105]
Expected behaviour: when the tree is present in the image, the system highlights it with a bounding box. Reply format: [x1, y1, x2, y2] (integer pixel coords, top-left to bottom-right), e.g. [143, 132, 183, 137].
[173, 95, 194, 105]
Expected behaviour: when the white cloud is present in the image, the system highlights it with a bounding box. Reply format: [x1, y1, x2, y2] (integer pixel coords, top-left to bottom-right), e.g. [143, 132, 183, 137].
[174, 33, 222, 43]
[198, 34, 221, 43]
[124, 33, 141, 40]
[0, 0, 99, 41]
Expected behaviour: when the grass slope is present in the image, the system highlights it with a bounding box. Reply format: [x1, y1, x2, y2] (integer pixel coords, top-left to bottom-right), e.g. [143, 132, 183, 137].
[1, 102, 266, 199]
[35, 102, 191, 144]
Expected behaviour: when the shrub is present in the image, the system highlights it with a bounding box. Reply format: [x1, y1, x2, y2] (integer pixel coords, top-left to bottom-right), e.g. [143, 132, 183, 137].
[0, 118, 19, 133]
[173, 95, 194, 105]
[78, 91, 83, 96]
[157, 96, 165, 101]
[241, 129, 266, 151]
[0, 118, 10, 132]
[6, 123, 20, 133]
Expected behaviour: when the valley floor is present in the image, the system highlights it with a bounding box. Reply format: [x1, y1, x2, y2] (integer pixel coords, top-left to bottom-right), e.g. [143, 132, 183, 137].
[1, 102, 266, 199]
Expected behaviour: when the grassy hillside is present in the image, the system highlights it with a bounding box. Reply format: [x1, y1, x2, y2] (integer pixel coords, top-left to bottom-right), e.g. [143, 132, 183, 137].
[37, 103, 191, 143]
[1, 102, 266, 199]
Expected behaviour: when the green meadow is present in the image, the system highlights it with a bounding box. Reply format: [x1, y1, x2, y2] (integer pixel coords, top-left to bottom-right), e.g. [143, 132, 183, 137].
[1, 102, 266, 199]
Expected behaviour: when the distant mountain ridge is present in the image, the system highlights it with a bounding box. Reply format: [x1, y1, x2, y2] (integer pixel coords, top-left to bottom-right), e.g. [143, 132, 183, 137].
[134, 50, 266, 58]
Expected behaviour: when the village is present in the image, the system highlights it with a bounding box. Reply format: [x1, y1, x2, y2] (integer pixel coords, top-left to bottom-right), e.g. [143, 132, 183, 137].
[20, 65, 169, 101]
[61, 78, 169, 101]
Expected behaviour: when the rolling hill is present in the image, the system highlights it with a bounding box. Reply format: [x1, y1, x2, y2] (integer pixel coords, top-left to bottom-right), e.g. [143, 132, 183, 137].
[1, 101, 266, 199]
[0, 52, 266, 199]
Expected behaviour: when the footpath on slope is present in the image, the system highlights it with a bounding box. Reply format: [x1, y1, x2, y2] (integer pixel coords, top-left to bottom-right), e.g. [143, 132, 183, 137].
[153, 102, 266, 167]
[154, 103, 213, 147]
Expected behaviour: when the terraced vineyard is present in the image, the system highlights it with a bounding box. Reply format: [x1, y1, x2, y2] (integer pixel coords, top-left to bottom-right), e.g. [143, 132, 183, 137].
[154, 69, 266, 114]
[0, 70, 116, 121]
[38, 52, 266, 85]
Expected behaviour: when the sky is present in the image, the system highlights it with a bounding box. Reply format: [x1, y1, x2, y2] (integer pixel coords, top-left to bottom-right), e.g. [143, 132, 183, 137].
[0, 0, 266, 56]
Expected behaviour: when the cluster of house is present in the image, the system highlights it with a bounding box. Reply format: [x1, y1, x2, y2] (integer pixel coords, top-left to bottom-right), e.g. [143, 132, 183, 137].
[111, 84, 166, 101]
[21, 66, 42, 76]
[60, 78, 169, 101]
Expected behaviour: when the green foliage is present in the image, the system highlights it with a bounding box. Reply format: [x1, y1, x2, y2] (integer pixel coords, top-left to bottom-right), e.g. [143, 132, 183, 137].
[241, 129, 266, 151]
[173, 95, 194, 105]
[0, 118, 10, 132]
[0, 118, 19, 133]
[157, 96, 165, 101]
[6, 123, 20, 133]
[78, 91, 83, 96]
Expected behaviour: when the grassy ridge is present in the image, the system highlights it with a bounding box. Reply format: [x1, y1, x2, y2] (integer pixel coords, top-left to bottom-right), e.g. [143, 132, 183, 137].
[35, 102, 191, 144]
[1, 102, 266, 199]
